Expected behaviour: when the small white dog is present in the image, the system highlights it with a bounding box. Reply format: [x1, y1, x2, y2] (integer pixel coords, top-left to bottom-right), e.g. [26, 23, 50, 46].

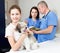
[16, 22, 39, 51]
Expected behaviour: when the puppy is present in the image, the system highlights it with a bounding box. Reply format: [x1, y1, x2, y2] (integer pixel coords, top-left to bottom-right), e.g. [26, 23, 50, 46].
[16, 22, 39, 51]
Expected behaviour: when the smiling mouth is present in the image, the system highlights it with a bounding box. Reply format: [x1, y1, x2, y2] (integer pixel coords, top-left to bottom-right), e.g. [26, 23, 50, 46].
[13, 18, 18, 20]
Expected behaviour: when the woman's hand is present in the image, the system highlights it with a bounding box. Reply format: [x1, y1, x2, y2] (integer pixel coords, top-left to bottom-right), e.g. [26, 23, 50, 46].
[31, 30, 38, 34]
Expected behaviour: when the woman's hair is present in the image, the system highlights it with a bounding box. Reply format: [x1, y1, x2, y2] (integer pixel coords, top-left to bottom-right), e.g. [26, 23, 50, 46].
[29, 6, 39, 19]
[9, 5, 21, 14]
[37, 1, 48, 8]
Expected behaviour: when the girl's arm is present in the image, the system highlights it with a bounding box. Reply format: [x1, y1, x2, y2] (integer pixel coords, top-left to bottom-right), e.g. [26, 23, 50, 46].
[8, 32, 28, 51]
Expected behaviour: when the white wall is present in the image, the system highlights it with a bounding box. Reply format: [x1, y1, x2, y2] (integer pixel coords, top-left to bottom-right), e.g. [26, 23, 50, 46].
[18, 0, 40, 20]
[18, 0, 60, 33]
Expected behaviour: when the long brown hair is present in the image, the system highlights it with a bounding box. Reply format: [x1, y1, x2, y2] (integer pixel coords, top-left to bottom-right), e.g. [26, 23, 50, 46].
[9, 5, 21, 33]
[9, 5, 21, 14]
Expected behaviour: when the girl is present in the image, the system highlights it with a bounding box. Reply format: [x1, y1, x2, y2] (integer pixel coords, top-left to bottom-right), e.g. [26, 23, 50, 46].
[5, 5, 28, 51]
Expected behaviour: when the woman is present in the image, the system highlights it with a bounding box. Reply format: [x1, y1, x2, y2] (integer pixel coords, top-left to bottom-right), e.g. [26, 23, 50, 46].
[5, 5, 28, 51]
[25, 6, 40, 40]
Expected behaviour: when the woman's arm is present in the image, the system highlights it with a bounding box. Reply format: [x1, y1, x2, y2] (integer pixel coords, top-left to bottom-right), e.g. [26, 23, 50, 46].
[32, 25, 54, 34]
[8, 33, 28, 51]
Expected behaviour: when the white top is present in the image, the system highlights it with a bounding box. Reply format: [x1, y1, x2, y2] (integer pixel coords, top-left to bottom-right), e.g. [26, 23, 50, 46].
[5, 23, 39, 51]
[5, 23, 22, 41]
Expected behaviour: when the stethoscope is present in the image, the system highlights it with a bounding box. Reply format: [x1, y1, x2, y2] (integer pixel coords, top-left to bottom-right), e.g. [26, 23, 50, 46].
[40, 10, 51, 27]
[42, 10, 50, 19]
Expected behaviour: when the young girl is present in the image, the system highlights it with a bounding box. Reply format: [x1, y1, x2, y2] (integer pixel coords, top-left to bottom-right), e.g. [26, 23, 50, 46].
[5, 5, 29, 51]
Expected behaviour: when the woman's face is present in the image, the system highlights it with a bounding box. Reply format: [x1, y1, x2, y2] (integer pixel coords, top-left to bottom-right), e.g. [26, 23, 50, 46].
[10, 8, 21, 23]
[31, 9, 38, 18]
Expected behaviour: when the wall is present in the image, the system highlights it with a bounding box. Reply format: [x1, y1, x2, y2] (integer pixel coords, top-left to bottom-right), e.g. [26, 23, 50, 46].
[18, 0, 40, 20]
[18, 0, 60, 33]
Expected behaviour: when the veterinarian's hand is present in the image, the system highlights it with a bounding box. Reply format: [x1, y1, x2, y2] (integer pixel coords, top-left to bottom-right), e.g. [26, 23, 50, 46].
[32, 30, 38, 34]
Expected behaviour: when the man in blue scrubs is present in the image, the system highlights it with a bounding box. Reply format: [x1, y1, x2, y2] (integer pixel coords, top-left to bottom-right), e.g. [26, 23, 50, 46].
[32, 1, 58, 43]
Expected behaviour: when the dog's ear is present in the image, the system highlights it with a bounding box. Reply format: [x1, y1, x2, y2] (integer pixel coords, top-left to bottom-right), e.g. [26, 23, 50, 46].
[17, 23, 21, 29]
[16, 23, 21, 33]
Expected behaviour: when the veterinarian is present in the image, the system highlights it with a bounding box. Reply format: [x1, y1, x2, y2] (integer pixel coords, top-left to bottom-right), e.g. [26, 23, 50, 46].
[25, 6, 40, 40]
[32, 1, 58, 43]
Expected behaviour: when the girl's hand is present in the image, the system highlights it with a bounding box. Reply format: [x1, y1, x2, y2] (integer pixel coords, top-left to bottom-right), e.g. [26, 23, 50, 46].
[22, 31, 29, 36]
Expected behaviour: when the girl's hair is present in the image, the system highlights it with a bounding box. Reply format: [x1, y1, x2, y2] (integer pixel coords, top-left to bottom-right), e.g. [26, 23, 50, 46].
[29, 6, 39, 19]
[9, 5, 21, 14]
[8, 5, 21, 24]
[9, 5, 21, 32]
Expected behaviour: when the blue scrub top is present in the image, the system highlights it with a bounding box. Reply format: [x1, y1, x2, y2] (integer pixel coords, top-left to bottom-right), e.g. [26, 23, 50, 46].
[38, 11, 58, 43]
[26, 18, 40, 40]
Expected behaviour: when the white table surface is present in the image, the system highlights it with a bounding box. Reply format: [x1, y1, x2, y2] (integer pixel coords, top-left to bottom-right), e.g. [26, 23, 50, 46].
[6, 34, 60, 53]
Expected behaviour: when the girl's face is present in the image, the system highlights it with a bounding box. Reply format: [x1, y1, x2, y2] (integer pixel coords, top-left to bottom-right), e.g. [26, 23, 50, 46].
[10, 8, 21, 23]
[31, 9, 38, 18]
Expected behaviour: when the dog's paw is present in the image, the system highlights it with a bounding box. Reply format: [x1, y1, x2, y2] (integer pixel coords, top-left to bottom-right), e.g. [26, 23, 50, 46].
[31, 43, 39, 50]
[26, 49, 31, 52]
